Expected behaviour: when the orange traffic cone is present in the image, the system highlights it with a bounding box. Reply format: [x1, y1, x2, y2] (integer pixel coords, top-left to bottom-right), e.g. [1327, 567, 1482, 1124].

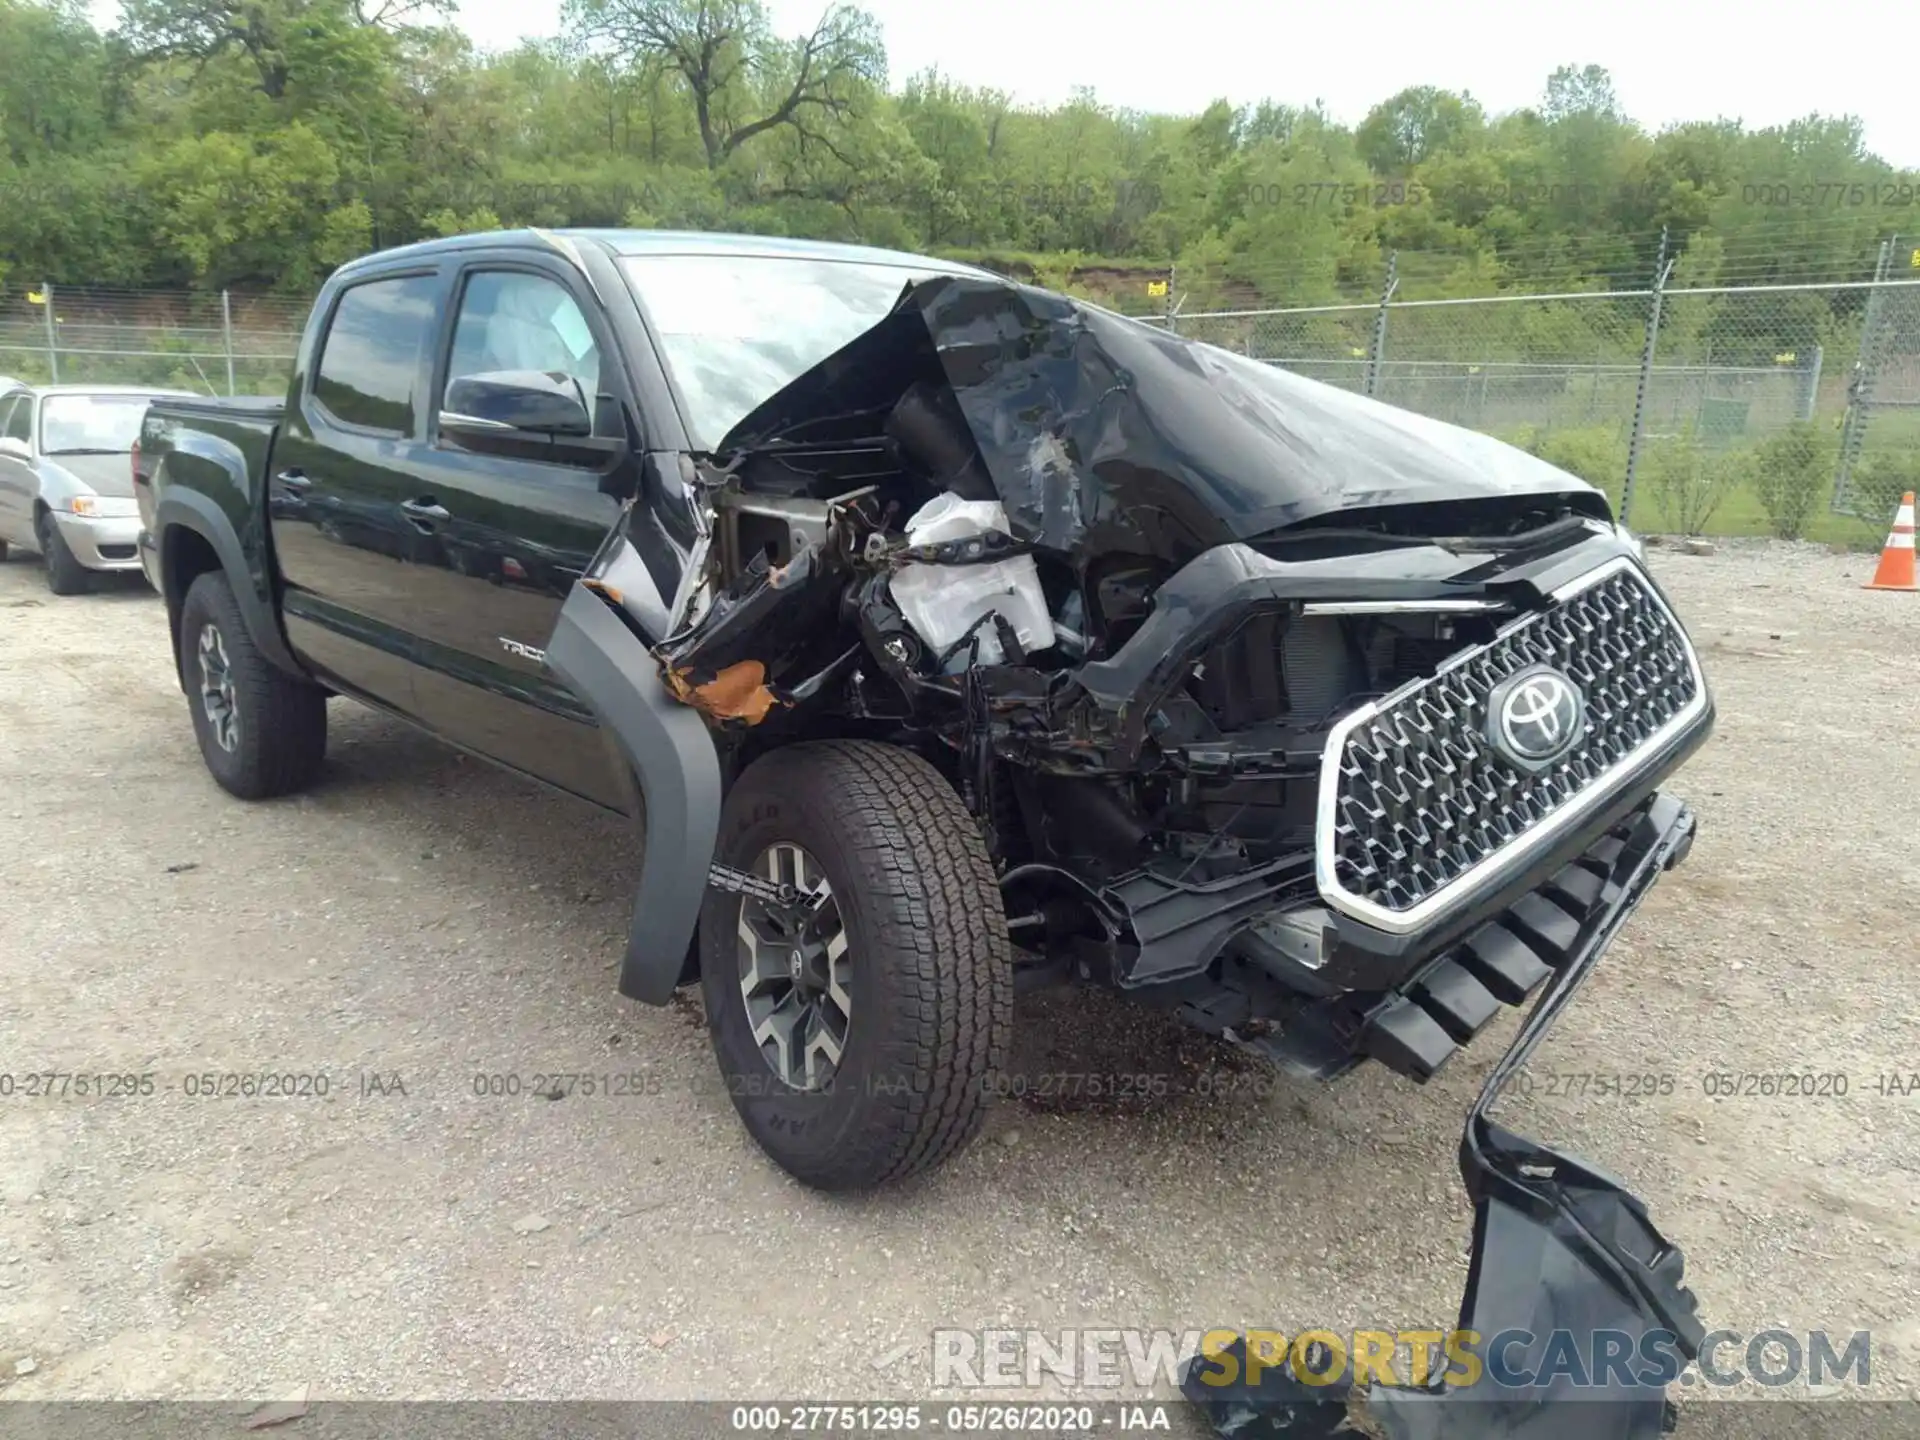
[1864, 491, 1917, 592]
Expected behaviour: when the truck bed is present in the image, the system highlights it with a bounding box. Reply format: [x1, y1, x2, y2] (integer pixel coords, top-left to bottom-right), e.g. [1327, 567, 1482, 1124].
[156, 395, 286, 419]
[144, 395, 284, 512]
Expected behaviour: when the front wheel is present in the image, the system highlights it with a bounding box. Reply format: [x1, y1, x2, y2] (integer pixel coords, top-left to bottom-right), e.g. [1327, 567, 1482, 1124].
[37, 512, 91, 595]
[700, 741, 1013, 1191]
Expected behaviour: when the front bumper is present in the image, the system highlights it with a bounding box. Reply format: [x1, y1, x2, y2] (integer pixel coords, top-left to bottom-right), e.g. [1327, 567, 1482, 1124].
[1057, 530, 1711, 994]
[50, 510, 144, 571]
[1183, 793, 1705, 1440]
[1350, 784, 1698, 1083]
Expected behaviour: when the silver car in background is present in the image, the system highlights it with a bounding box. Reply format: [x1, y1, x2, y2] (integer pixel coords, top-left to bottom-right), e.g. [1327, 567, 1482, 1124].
[0, 384, 197, 594]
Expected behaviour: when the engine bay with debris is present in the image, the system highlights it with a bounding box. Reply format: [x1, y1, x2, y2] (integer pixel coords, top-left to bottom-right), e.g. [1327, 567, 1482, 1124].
[573, 274, 1712, 1075]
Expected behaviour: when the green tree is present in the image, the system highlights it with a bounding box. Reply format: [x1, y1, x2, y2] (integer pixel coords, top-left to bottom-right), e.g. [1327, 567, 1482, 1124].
[1356, 86, 1482, 175]
[2, 0, 1915, 339]
[561, 0, 882, 171]
[895, 70, 995, 245]
[118, 0, 439, 100]
[137, 121, 351, 286]
[1542, 64, 1621, 123]
[0, 0, 118, 159]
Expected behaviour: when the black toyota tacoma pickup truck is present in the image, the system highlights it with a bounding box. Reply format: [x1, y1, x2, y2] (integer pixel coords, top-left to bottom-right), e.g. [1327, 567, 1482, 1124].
[142, 229, 1715, 1432]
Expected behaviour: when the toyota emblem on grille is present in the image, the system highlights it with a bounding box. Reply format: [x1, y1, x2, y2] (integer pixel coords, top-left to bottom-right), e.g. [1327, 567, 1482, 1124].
[1489, 665, 1586, 768]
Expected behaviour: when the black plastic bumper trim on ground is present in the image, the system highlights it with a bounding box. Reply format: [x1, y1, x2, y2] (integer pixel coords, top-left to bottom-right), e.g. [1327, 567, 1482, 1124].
[1184, 794, 1706, 1440]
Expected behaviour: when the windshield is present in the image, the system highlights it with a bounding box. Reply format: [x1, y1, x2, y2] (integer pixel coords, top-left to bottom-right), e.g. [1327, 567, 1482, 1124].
[39, 395, 160, 455]
[619, 254, 950, 449]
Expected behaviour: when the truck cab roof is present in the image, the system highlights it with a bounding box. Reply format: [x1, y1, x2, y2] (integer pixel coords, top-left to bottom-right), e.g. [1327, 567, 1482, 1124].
[329, 228, 996, 281]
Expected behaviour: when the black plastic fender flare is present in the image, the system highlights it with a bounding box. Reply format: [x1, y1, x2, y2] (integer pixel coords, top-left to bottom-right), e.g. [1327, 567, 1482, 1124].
[154, 491, 305, 686]
[544, 581, 723, 1005]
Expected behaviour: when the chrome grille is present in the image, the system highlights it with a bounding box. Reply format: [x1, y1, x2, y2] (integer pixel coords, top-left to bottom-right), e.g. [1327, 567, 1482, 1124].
[1317, 558, 1705, 930]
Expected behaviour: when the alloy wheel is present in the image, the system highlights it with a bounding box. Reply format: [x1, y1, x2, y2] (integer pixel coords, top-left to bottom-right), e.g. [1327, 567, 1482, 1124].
[736, 842, 852, 1091]
[197, 623, 240, 753]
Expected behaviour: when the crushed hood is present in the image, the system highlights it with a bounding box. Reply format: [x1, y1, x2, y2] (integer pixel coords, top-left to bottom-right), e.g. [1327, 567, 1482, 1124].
[719, 275, 1605, 567]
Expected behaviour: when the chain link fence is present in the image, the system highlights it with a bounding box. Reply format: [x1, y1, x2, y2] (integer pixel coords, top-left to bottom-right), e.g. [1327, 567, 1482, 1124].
[1158, 304, 1378, 390]
[1152, 242, 1919, 539]
[4, 242, 1917, 539]
[1373, 292, 1656, 438]
[1832, 239, 1920, 528]
[0, 284, 305, 395]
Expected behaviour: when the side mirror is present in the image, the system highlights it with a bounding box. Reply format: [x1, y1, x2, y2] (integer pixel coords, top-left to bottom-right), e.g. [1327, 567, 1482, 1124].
[443, 370, 593, 439]
[0, 437, 29, 461]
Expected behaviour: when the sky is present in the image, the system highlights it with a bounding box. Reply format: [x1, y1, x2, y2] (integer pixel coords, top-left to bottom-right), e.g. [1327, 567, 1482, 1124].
[86, 0, 1920, 170]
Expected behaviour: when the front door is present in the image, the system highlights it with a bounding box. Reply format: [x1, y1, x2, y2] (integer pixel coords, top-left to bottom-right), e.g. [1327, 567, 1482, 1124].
[400, 257, 631, 809]
[0, 393, 34, 546]
[268, 267, 447, 715]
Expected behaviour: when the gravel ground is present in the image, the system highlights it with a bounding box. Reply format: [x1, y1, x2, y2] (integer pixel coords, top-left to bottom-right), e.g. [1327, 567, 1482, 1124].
[0, 540, 1915, 1417]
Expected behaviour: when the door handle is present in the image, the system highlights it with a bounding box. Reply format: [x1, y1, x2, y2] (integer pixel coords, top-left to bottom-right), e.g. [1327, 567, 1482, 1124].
[401, 497, 451, 525]
[274, 470, 311, 492]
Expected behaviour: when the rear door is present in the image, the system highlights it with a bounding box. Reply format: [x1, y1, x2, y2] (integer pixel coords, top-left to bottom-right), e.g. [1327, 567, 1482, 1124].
[400, 254, 631, 808]
[268, 268, 447, 714]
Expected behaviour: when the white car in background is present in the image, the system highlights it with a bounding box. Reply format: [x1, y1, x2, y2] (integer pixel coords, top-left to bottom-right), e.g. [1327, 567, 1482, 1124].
[0, 384, 198, 594]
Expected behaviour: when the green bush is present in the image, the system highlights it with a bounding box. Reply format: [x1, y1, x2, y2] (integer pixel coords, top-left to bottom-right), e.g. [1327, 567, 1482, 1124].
[1526, 426, 1628, 498]
[1643, 430, 1745, 536]
[1751, 422, 1833, 540]
[1851, 451, 1920, 534]
[1497, 425, 1629, 510]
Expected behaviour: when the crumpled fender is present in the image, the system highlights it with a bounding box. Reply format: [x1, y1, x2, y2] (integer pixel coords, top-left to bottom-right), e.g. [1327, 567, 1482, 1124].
[544, 579, 722, 1005]
[1183, 794, 1705, 1440]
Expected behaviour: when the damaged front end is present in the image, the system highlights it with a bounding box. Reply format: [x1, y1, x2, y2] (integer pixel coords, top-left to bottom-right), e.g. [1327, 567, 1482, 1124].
[540, 262, 1720, 1435]
[1181, 794, 1706, 1440]
[552, 270, 1712, 1038]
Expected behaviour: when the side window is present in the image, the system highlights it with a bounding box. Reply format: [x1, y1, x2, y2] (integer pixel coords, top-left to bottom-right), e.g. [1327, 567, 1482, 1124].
[312, 275, 440, 436]
[445, 271, 603, 421]
[2, 396, 30, 442]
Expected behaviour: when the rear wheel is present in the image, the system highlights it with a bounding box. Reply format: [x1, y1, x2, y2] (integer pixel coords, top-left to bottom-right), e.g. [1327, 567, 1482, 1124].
[180, 570, 328, 799]
[36, 511, 90, 596]
[701, 740, 1012, 1191]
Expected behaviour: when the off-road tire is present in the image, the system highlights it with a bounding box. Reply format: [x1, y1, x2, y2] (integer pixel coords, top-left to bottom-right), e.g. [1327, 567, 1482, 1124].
[37, 511, 91, 596]
[701, 740, 1013, 1191]
[180, 570, 328, 799]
